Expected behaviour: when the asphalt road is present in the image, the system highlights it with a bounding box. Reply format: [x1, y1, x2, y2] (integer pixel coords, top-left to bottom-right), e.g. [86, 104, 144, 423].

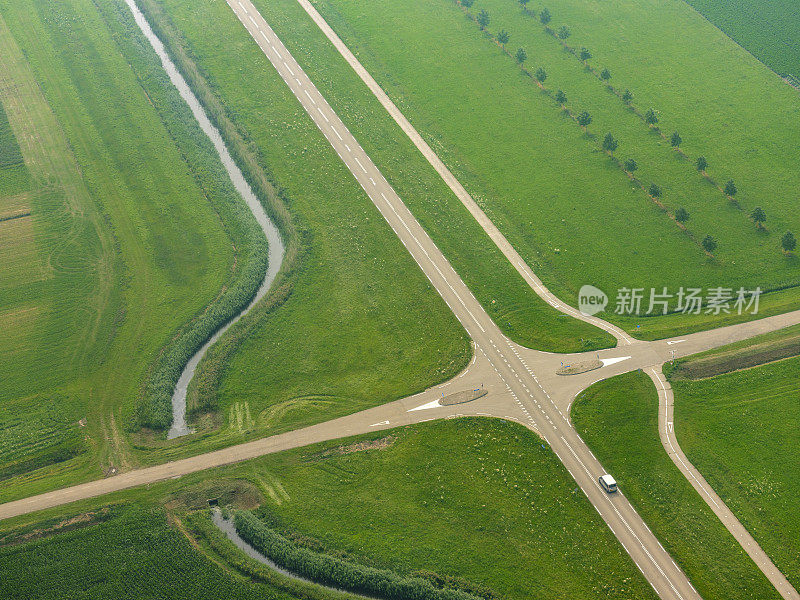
[222, 3, 702, 598]
[3, 2, 800, 599]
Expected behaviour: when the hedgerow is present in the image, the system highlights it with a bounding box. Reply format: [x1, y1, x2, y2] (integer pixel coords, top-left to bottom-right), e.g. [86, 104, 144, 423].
[234, 510, 484, 600]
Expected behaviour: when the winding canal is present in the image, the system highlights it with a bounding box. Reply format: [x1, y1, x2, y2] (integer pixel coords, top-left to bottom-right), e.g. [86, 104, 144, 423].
[123, 0, 285, 439]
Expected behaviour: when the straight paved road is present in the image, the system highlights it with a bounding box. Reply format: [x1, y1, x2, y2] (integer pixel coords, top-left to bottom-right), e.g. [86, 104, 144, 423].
[224, 3, 700, 598]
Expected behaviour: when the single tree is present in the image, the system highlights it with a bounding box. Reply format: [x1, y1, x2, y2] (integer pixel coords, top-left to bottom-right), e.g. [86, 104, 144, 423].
[579, 47, 592, 61]
[675, 207, 689, 223]
[577, 111, 592, 127]
[750, 206, 766, 229]
[670, 131, 682, 147]
[781, 231, 797, 253]
[518, 0, 529, 8]
[515, 47, 527, 64]
[622, 89, 633, 103]
[724, 179, 737, 197]
[540, 8, 551, 24]
[462, 0, 474, 7]
[645, 108, 659, 125]
[558, 25, 571, 39]
[602, 133, 618, 154]
[649, 183, 662, 198]
[624, 158, 638, 172]
[477, 8, 490, 29]
[696, 155, 708, 172]
[535, 67, 547, 82]
[497, 29, 510, 48]
[555, 89, 567, 104]
[702, 234, 718, 254]
[600, 68, 611, 81]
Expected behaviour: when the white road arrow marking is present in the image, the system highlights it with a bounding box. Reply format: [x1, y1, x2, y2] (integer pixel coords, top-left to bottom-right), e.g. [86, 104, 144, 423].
[668, 422, 674, 433]
[408, 399, 441, 412]
[600, 356, 632, 367]
[666, 339, 686, 345]
[369, 420, 390, 427]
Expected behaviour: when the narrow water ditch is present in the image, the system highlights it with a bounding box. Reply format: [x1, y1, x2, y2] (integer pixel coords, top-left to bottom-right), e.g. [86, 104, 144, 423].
[122, 0, 285, 439]
[210, 508, 366, 596]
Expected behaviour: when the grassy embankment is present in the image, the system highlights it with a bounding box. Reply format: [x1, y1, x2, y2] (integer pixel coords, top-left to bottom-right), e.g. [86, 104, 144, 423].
[1, 418, 658, 600]
[145, 0, 612, 354]
[665, 327, 800, 590]
[573, 371, 780, 599]
[303, 0, 800, 339]
[0, 0, 265, 500]
[683, 0, 800, 79]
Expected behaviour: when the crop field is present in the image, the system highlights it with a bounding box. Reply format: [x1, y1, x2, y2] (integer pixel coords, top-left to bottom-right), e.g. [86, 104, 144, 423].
[296, 0, 800, 337]
[0, 419, 658, 600]
[684, 0, 800, 79]
[668, 348, 800, 590]
[0, 0, 270, 501]
[0, 503, 298, 600]
[572, 371, 780, 600]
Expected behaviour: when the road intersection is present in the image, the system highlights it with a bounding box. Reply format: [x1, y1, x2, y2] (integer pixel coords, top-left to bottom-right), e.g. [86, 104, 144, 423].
[2, 2, 799, 599]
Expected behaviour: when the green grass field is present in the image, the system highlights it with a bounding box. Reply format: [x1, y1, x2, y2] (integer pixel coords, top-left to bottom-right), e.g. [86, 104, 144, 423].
[573, 371, 779, 600]
[0, 0, 270, 499]
[0, 419, 658, 600]
[301, 0, 800, 335]
[668, 348, 800, 590]
[684, 0, 800, 79]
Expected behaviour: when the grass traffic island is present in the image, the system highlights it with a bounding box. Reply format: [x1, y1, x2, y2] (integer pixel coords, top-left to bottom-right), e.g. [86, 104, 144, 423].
[572, 370, 781, 600]
[0, 418, 659, 600]
[555, 359, 602, 375]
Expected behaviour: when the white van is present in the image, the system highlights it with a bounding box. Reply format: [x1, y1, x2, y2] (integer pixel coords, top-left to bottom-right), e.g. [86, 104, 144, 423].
[599, 474, 617, 493]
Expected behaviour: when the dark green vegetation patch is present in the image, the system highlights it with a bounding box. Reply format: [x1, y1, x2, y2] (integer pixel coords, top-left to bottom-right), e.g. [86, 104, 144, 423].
[668, 323, 800, 379]
[0, 100, 29, 195]
[0, 504, 293, 600]
[0, 101, 24, 168]
[235, 509, 482, 600]
[684, 0, 800, 79]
